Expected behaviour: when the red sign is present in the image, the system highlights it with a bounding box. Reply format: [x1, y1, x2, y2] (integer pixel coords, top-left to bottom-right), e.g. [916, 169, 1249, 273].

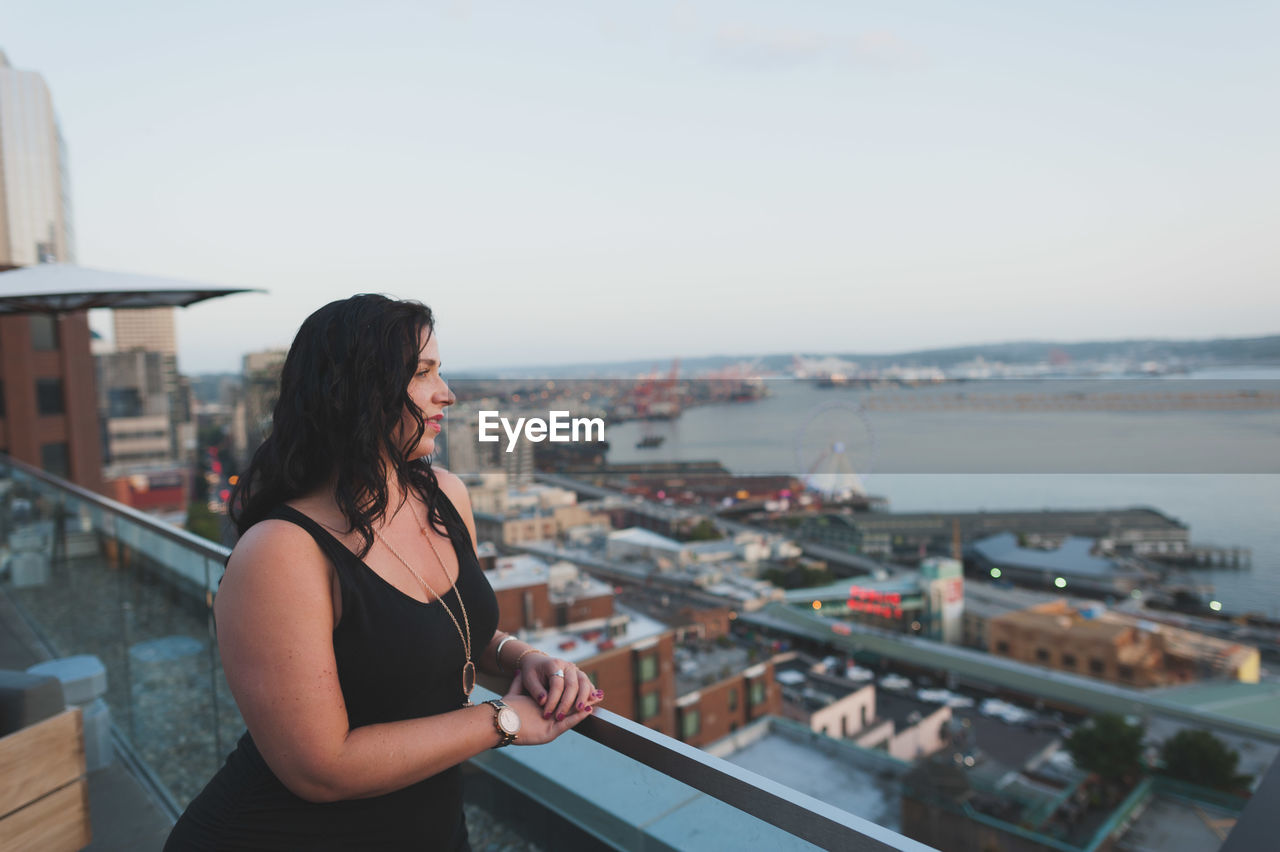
[846, 600, 904, 619]
[847, 585, 904, 618]
[848, 585, 901, 605]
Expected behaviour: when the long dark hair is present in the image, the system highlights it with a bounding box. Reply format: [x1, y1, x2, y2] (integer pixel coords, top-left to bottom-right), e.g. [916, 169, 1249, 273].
[230, 293, 457, 557]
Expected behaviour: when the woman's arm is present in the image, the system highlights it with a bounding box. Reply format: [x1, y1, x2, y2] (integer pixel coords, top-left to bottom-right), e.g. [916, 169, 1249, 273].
[215, 521, 589, 804]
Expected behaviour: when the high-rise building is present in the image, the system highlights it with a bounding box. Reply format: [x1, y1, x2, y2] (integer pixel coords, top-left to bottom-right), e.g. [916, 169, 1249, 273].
[96, 349, 173, 468]
[236, 349, 287, 460]
[113, 307, 177, 355]
[0, 50, 101, 489]
[110, 306, 189, 460]
[0, 50, 74, 267]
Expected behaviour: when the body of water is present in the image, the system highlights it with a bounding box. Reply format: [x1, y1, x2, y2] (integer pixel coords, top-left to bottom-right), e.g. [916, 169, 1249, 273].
[605, 368, 1280, 616]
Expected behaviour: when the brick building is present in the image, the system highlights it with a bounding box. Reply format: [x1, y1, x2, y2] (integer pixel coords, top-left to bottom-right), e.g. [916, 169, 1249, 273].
[484, 614, 680, 739]
[987, 600, 1260, 686]
[486, 554, 615, 634]
[672, 641, 781, 747]
[477, 552, 680, 738]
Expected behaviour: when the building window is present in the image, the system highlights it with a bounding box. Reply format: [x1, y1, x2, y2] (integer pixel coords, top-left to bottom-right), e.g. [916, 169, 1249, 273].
[1035, 648, 1050, 663]
[107, 387, 143, 418]
[36, 379, 65, 416]
[1117, 665, 1134, 682]
[639, 691, 659, 721]
[749, 680, 766, 707]
[1062, 654, 1077, 669]
[728, 688, 738, 712]
[30, 315, 59, 351]
[0, 380, 5, 416]
[638, 654, 658, 683]
[40, 442, 70, 478]
[1089, 658, 1105, 676]
[680, 709, 700, 740]
[995, 641, 1010, 654]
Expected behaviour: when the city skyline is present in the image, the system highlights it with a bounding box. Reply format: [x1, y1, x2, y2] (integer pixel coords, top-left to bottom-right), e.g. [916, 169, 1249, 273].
[1, 1, 1276, 374]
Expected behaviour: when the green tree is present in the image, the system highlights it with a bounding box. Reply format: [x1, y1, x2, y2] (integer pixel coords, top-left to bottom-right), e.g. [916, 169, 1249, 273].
[186, 501, 224, 545]
[685, 518, 722, 541]
[762, 564, 833, 590]
[1160, 729, 1253, 792]
[1065, 714, 1146, 782]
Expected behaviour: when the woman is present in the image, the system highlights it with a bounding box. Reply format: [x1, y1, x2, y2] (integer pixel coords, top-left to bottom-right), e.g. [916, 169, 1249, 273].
[165, 294, 601, 851]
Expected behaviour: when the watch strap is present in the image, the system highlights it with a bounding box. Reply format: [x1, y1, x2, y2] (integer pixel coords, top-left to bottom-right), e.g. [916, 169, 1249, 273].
[485, 699, 518, 748]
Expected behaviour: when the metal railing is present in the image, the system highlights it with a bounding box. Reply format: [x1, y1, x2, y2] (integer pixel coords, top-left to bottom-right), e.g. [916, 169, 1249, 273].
[2, 454, 1274, 851]
[0, 454, 929, 851]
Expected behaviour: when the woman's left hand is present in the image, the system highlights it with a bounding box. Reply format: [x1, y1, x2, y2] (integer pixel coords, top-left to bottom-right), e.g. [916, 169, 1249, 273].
[520, 654, 604, 722]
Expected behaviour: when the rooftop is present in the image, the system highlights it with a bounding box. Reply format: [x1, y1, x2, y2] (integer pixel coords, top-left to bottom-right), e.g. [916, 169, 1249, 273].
[970, 532, 1126, 577]
[1149, 681, 1280, 730]
[484, 554, 553, 590]
[518, 605, 670, 665]
[875, 690, 949, 733]
[1115, 793, 1238, 852]
[709, 718, 903, 831]
[607, 526, 686, 551]
[849, 507, 1187, 532]
[483, 554, 614, 603]
[962, 580, 1093, 619]
[674, 642, 752, 695]
[783, 574, 924, 606]
[993, 605, 1134, 639]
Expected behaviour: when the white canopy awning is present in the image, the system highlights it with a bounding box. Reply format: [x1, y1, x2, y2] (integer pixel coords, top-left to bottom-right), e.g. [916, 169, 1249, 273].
[0, 264, 263, 313]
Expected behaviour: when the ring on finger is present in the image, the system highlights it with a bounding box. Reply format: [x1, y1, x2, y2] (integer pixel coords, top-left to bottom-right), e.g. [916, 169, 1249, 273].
[552, 669, 565, 678]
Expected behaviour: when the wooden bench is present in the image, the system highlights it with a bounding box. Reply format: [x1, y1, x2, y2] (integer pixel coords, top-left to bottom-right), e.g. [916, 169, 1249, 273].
[0, 708, 91, 851]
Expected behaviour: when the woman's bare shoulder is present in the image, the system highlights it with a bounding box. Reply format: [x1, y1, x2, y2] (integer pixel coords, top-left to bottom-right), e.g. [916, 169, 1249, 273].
[432, 468, 473, 501]
[220, 516, 331, 598]
[431, 468, 477, 548]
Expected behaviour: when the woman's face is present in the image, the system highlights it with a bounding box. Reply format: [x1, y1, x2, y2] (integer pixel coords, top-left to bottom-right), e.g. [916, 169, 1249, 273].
[401, 326, 453, 461]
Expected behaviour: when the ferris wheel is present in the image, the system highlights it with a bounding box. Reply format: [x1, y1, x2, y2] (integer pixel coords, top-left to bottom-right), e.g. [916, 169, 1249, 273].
[791, 400, 877, 498]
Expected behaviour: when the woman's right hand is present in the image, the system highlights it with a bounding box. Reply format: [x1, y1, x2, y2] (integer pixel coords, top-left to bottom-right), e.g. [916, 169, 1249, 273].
[502, 673, 594, 746]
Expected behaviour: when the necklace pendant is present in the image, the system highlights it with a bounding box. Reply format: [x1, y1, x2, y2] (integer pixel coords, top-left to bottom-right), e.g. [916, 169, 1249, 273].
[462, 660, 476, 697]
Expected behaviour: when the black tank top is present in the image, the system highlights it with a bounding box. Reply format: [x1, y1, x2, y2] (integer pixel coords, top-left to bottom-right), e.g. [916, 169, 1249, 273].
[164, 490, 499, 851]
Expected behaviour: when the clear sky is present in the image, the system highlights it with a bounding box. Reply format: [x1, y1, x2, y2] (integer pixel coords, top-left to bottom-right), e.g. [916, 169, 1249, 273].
[3, 1, 1277, 374]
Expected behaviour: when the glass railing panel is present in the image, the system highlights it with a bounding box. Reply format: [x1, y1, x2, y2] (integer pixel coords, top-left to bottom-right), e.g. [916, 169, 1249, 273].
[0, 458, 230, 809]
[111, 513, 226, 806]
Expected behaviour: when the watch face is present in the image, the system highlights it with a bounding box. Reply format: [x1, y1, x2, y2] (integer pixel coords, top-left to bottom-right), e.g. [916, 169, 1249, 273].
[498, 707, 520, 733]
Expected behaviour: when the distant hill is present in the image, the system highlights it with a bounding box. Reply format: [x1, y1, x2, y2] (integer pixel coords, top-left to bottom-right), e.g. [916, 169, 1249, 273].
[193, 335, 1279, 382]
[450, 334, 1280, 378]
[826, 335, 1280, 369]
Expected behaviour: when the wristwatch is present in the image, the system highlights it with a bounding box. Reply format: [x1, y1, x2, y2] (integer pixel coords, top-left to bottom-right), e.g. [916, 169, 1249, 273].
[485, 699, 520, 748]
